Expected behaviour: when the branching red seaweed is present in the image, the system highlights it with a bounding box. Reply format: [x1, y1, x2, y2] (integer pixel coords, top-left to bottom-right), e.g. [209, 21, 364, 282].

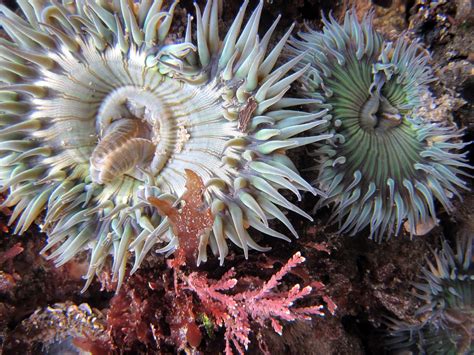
[105, 170, 333, 354]
[107, 273, 159, 348]
[185, 252, 326, 354]
[105, 251, 329, 354]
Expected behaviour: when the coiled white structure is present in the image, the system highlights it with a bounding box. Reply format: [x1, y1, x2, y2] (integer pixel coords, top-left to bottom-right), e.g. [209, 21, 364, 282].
[0, 0, 329, 289]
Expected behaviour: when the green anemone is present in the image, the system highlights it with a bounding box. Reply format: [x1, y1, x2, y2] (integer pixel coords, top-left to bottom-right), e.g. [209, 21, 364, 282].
[0, 0, 328, 289]
[288, 11, 472, 241]
[386, 235, 473, 353]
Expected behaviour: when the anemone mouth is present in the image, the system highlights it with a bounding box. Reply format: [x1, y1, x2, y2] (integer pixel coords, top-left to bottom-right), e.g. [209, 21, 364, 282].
[288, 11, 471, 241]
[359, 81, 402, 133]
[0, 0, 328, 289]
[45, 40, 231, 194]
[325, 59, 423, 190]
[23, 38, 237, 205]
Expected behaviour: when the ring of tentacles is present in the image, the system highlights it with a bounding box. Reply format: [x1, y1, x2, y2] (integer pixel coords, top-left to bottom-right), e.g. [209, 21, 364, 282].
[0, 0, 329, 288]
[288, 11, 471, 241]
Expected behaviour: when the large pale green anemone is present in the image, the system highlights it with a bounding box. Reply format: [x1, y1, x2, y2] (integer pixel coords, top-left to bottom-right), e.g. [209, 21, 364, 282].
[386, 235, 473, 353]
[287, 11, 471, 241]
[0, 0, 328, 289]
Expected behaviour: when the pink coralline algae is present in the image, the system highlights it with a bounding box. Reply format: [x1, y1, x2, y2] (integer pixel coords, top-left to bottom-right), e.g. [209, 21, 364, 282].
[184, 252, 329, 354]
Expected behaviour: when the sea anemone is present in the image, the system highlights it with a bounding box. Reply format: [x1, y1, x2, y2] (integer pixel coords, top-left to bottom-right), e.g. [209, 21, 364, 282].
[0, 0, 327, 288]
[287, 11, 471, 241]
[386, 234, 473, 353]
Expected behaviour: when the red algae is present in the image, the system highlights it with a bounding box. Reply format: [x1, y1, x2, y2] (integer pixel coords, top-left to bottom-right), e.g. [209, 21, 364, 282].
[0, 243, 23, 266]
[106, 272, 163, 350]
[149, 169, 214, 266]
[0, 243, 23, 293]
[184, 252, 327, 354]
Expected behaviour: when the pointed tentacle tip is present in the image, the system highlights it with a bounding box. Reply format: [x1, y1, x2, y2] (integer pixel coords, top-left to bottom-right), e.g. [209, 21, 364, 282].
[287, 9, 473, 241]
[385, 234, 473, 353]
[0, 0, 324, 289]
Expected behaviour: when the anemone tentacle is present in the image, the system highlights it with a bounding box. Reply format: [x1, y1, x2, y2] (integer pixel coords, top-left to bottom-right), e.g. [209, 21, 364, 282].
[287, 11, 472, 241]
[0, 0, 327, 289]
[386, 234, 473, 353]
